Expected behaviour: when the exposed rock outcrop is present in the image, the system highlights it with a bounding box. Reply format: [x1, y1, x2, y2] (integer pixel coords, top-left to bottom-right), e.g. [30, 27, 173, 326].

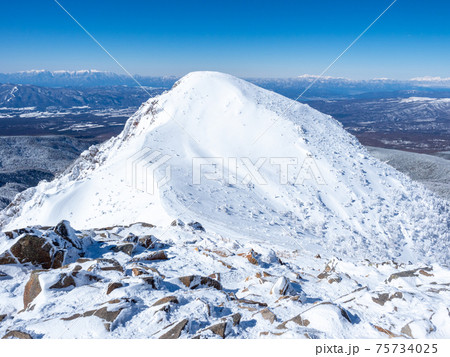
[159, 319, 189, 339]
[177, 275, 222, 290]
[0, 221, 85, 269]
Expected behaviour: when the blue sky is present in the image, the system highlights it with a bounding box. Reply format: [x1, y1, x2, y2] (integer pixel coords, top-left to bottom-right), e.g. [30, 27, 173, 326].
[0, 0, 449, 78]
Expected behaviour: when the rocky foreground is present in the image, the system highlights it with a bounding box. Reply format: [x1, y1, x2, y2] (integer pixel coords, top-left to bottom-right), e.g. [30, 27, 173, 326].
[0, 220, 449, 339]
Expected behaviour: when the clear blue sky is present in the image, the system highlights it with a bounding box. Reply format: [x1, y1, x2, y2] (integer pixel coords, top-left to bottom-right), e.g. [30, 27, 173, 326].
[0, 0, 449, 79]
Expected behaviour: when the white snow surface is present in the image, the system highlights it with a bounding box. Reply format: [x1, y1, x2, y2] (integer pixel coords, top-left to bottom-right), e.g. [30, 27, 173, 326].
[0, 222, 449, 339]
[1, 71, 449, 265]
[400, 97, 450, 104]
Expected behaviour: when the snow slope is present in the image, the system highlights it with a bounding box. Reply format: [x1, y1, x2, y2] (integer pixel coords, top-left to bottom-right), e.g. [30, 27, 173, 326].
[1, 72, 448, 264]
[0, 221, 448, 339]
[367, 146, 450, 201]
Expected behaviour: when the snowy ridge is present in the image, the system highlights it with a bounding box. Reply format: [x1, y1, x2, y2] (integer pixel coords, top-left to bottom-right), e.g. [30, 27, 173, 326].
[1, 72, 449, 265]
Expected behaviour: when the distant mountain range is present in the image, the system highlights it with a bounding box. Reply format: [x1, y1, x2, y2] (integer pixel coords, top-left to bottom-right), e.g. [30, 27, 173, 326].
[1, 70, 449, 154]
[1, 70, 450, 99]
[250, 76, 450, 99]
[0, 70, 177, 88]
[0, 83, 158, 109]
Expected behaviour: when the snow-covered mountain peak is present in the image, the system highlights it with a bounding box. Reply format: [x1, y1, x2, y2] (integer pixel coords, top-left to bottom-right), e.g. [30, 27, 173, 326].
[173, 70, 238, 86]
[1, 72, 448, 264]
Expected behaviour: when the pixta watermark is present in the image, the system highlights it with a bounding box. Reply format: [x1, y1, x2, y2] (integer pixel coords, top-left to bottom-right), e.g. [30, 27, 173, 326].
[126, 148, 172, 194]
[127, 149, 326, 194]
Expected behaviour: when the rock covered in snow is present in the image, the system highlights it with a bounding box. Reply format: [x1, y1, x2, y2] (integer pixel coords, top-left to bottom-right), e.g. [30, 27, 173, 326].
[0, 221, 448, 338]
[2, 330, 33, 339]
[175, 275, 222, 290]
[270, 277, 292, 296]
[0, 220, 87, 269]
[158, 319, 189, 339]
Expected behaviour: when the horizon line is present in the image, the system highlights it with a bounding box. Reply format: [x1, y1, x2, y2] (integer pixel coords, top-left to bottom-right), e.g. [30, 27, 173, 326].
[2, 69, 450, 82]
